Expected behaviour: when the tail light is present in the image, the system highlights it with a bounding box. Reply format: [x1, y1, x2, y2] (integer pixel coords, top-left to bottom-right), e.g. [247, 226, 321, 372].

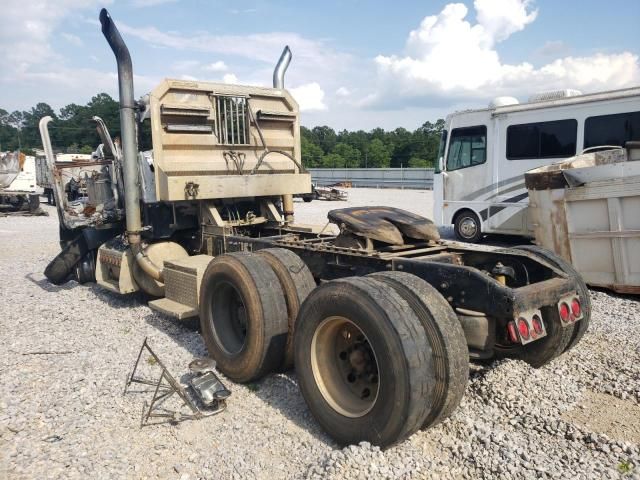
[517, 318, 530, 340]
[531, 314, 544, 335]
[571, 298, 581, 317]
[557, 294, 584, 325]
[507, 322, 518, 343]
[510, 309, 546, 345]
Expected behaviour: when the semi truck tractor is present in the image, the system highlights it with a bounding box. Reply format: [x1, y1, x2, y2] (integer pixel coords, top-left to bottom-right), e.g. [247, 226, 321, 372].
[39, 9, 590, 448]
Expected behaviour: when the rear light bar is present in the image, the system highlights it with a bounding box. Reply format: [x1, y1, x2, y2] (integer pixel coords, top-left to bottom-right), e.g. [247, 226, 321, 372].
[507, 308, 547, 345]
[557, 293, 583, 326]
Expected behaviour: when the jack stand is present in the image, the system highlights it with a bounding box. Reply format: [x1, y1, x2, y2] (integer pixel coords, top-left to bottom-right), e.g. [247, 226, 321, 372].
[124, 337, 230, 427]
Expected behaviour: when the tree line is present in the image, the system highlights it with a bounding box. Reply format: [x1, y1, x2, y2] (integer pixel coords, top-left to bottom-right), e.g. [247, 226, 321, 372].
[1, 93, 444, 168]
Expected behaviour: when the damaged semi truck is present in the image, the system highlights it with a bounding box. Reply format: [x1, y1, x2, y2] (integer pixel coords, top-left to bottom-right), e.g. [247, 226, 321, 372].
[40, 9, 590, 448]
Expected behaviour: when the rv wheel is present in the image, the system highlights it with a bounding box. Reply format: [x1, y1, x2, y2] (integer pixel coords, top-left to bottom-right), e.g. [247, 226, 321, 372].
[454, 210, 482, 243]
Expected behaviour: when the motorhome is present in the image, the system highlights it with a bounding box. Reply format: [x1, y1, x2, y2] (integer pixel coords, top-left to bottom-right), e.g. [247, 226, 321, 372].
[433, 87, 640, 242]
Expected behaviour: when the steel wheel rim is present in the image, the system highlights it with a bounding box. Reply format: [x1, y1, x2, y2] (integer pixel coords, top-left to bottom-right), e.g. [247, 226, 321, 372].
[310, 316, 380, 418]
[210, 281, 248, 355]
[459, 217, 478, 238]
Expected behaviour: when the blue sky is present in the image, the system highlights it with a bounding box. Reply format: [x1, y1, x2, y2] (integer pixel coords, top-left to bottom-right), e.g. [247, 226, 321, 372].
[1, 0, 638, 130]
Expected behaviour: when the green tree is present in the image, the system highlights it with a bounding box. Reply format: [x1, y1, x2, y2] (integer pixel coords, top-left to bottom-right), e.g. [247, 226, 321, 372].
[367, 138, 391, 168]
[301, 136, 324, 167]
[321, 152, 344, 168]
[311, 125, 337, 154]
[408, 156, 431, 168]
[332, 142, 361, 168]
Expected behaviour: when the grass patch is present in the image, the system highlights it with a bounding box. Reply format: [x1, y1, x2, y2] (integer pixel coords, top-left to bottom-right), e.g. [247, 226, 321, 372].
[618, 460, 633, 475]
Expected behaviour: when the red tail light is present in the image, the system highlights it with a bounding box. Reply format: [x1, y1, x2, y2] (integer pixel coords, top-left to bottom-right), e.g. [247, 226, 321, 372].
[507, 322, 518, 343]
[531, 315, 544, 335]
[571, 298, 581, 317]
[559, 302, 571, 322]
[517, 318, 530, 340]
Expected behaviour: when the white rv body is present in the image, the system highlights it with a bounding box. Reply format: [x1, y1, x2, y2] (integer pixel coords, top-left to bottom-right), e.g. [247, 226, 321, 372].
[433, 87, 640, 240]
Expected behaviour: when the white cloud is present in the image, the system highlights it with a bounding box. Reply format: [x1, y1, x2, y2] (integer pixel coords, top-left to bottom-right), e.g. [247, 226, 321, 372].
[222, 73, 239, 84]
[335, 87, 351, 97]
[370, 0, 640, 106]
[289, 82, 327, 111]
[474, 0, 537, 43]
[204, 61, 228, 72]
[117, 22, 349, 74]
[0, 0, 108, 69]
[61, 32, 83, 47]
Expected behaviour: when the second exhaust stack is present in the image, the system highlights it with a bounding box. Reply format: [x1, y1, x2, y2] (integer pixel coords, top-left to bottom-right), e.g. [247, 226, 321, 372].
[273, 46, 292, 89]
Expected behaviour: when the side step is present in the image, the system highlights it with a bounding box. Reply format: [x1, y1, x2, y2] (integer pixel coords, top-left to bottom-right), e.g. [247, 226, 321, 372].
[149, 254, 214, 319]
[148, 298, 198, 320]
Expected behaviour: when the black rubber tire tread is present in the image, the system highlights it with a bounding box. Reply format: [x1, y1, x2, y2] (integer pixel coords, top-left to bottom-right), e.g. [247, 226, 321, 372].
[513, 245, 590, 352]
[369, 271, 469, 429]
[199, 252, 288, 383]
[256, 248, 317, 369]
[44, 234, 89, 285]
[294, 276, 433, 448]
[454, 210, 482, 243]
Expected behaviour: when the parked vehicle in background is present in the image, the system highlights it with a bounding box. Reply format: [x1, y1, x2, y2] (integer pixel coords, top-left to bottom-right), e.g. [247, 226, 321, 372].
[297, 184, 348, 202]
[0, 151, 41, 213]
[433, 87, 640, 242]
[36, 153, 93, 205]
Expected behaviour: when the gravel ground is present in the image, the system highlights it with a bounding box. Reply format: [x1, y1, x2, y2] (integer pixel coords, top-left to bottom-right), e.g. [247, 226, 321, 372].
[1, 188, 639, 479]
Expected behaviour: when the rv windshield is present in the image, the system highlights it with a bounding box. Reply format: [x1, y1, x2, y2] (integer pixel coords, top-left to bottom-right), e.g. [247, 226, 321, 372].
[435, 130, 447, 173]
[446, 125, 487, 171]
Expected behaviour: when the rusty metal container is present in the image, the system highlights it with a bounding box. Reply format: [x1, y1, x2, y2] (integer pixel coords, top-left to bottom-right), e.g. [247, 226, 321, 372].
[525, 146, 640, 294]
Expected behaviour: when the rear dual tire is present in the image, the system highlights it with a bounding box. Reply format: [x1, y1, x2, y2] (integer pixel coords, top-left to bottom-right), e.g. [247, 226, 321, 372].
[199, 252, 289, 383]
[294, 273, 469, 447]
[199, 249, 315, 382]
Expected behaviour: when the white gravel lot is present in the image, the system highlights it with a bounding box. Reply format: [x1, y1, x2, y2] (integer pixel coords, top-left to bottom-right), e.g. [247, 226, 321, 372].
[1, 188, 639, 479]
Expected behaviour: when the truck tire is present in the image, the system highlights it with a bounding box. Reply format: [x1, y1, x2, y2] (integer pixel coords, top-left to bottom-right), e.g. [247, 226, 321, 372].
[368, 271, 468, 429]
[513, 245, 590, 352]
[294, 276, 433, 448]
[454, 210, 482, 243]
[199, 252, 288, 383]
[256, 248, 316, 369]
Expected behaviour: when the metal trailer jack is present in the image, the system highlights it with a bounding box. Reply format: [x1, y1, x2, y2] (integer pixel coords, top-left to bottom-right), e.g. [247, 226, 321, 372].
[124, 338, 231, 427]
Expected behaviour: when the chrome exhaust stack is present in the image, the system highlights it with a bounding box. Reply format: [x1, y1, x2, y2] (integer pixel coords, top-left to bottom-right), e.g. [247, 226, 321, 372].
[100, 8, 163, 280]
[99, 8, 142, 242]
[273, 46, 292, 89]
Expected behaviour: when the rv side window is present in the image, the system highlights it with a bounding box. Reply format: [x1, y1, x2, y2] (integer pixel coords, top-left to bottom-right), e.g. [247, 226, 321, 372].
[506, 119, 577, 160]
[446, 126, 486, 171]
[584, 111, 640, 149]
